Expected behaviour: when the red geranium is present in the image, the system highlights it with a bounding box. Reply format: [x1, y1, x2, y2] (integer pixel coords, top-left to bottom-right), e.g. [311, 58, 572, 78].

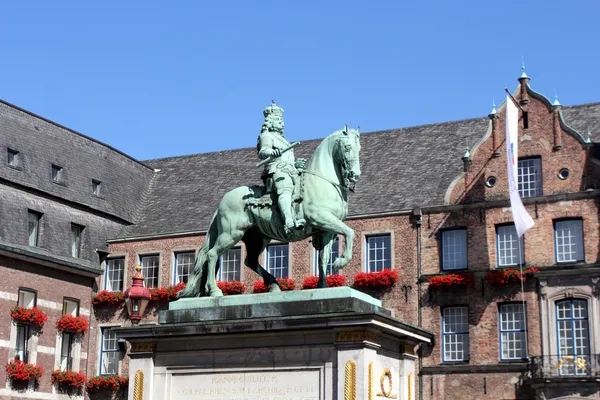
[92, 291, 125, 306]
[253, 278, 296, 293]
[5, 359, 43, 381]
[353, 269, 398, 291]
[217, 280, 246, 296]
[86, 375, 129, 391]
[149, 282, 186, 301]
[52, 369, 86, 387]
[302, 274, 347, 289]
[485, 267, 539, 286]
[11, 306, 48, 327]
[428, 273, 475, 289]
[56, 314, 89, 333]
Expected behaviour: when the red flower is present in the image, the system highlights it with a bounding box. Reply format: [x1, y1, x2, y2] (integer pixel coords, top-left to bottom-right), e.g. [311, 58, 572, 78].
[253, 278, 296, 293]
[92, 291, 124, 306]
[56, 314, 89, 334]
[5, 359, 43, 381]
[353, 269, 398, 291]
[485, 267, 539, 286]
[86, 375, 129, 391]
[51, 369, 86, 387]
[149, 282, 186, 301]
[11, 306, 48, 327]
[302, 274, 347, 289]
[428, 273, 475, 289]
[217, 280, 246, 296]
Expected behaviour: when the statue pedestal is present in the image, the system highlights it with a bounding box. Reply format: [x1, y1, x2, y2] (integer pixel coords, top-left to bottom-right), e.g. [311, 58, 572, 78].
[115, 287, 432, 400]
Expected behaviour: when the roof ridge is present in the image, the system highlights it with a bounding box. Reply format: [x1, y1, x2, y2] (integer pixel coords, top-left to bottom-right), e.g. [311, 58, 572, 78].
[0, 98, 154, 171]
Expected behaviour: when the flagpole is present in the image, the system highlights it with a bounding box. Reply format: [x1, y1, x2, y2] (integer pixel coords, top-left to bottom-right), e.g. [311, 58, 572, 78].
[517, 239, 529, 359]
[504, 88, 525, 112]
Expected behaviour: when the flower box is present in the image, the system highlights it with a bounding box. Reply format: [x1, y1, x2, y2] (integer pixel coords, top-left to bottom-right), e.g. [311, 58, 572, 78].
[92, 291, 125, 306]
[5, 359, 43, 381]
[428, 273, 475, 289]
[52, 369, 86, 387]
[86, 375, 129, 391]
[149, 282, 186, 302]
[302, 274, 347, 289]
[253, 278, 296, 293]
[56, 314, 89, 334]
[217, 280, 246, 296]
[11, 306, 48, 327]
[485, 267, 539, 286]
[353, 269, 398, 291]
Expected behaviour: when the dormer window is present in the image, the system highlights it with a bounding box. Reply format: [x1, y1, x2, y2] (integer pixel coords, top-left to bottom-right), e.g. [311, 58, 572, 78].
[92, 179, 102, 196]
[7, 148, 20, 169]
[52, 164, 64, 184]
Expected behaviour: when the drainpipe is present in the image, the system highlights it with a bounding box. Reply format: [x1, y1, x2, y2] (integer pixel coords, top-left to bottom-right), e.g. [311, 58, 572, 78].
[413, 207, 424, 400]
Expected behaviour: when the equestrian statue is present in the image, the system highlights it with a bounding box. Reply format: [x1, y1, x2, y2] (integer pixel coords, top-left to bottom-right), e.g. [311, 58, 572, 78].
[178, 102, 361, 297]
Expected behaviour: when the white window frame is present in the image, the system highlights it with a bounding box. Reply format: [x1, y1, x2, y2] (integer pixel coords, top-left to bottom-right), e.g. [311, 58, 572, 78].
[441, 229, 467, 271]
[174, 251, 195, 284]
[140, 254, 160, 288]
[365, 234, 392, 272]
[18, 288, 37, 308]
[554, 219, 584, 263]
[218, 247, 242, 282]
[499, 303, 527, 360]
[313, 237, 340, 276]
[27, 210, 41, 247]
[99, 328, 120, 375]
[442, 307, 469, 362]
[70, 224, 83, 258]
[496, 224, 524, 267]
[518, 157, 542, 198]
[265, 243, 289, 278]
[105, 257, 125, 292]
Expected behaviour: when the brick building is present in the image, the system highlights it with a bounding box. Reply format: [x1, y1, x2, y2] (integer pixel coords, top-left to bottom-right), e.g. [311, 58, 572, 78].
[1, 73, 600, 399]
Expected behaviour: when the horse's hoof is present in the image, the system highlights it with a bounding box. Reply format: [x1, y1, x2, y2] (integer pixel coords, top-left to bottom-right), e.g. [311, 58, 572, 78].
[333, 257, 348, 270]
[269, 284, 281, 293]
[209, 288, 224, 297]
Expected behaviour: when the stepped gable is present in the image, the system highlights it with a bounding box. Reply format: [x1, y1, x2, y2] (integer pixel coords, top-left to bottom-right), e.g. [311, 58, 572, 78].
[0, 100, 154, 223]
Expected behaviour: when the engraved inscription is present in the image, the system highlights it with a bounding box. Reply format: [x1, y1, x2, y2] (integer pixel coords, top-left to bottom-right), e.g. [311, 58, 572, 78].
[171, 370, 320, 400]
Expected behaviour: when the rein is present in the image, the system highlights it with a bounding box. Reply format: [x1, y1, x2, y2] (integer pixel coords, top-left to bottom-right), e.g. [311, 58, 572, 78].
[303, 170, 355, 194]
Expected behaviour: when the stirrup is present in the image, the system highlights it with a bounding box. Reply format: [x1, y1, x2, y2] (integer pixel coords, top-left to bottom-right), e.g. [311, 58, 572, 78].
[295, 218, 306, 230]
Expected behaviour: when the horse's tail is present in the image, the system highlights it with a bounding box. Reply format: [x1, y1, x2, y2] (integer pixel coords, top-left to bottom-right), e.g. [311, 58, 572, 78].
[176, 211, 218, 298]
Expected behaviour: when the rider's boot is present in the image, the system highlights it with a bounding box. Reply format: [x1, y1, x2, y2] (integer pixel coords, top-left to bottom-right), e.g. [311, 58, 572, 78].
[279, 192, 296, 235]
[294, 202, 306, 230]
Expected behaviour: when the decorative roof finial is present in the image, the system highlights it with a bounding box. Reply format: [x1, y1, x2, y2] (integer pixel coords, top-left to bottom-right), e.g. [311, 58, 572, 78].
[520, 56, 529, 79]
[586, 126, 593, 143]
[552, 90, 561, 106]
[490, 97, 497, 114]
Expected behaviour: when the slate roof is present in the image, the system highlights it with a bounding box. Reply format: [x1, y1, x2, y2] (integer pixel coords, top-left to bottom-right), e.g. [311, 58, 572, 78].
[121, 102, 600, 239]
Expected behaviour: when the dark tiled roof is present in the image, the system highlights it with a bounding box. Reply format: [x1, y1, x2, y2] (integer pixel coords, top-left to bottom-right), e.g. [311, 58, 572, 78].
[0, 100, 154, 222]
[123, 102, 600, 239]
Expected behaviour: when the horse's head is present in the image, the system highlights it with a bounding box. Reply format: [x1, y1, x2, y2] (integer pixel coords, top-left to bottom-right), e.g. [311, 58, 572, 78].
[334, 125, 361, 184]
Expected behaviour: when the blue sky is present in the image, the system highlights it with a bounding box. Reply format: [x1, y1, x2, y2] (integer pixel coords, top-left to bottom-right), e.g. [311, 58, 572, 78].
[1, 1, 598, 160]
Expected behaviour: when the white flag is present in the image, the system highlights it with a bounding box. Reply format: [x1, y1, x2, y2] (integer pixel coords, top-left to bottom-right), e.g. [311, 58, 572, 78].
[506, 94, 534, 237]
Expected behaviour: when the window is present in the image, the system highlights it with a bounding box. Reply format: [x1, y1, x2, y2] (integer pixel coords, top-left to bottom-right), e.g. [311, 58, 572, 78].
[174, 252, 194, 284]
[71, 224, 83, 258]
[442, 307, 469, 362]
[51, 164, 63, 183]
[15, 324, 29, 362]
[499, 303, 527, 360]
[314, 237, 340, 276]
[522, 111, 529, 129]
[100, 328, 119, 375]
[219, 247, 241, 281]
[556, 299, 590, 375]
[140, 254, 159, 288]
[366, 234, 391, 272]
[496, 225, 524, 266]
[27, 211, 42, 247]
[92, 179, 102, 196]
[441, 229, 467, 270]
[266, 244, 289, 278]
[518, 158, 542, 198]
[105, 258, 125, 291]
[63, 298, 80, 316]
[554, 219, 584, 263]
[18, 288, 37, 308]
[7, 148, 20, 168]
[60, 332, 73, 371]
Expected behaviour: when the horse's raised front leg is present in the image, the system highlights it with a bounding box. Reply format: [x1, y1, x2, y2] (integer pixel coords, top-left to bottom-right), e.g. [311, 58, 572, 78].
[310, 211, 354, 270]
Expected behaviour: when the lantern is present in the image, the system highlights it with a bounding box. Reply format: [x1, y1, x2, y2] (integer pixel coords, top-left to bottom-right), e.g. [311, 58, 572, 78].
[124, 265, 151, 323]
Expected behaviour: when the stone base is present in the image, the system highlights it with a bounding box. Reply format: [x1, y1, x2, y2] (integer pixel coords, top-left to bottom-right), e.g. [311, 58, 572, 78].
[115, 288, 433, 400]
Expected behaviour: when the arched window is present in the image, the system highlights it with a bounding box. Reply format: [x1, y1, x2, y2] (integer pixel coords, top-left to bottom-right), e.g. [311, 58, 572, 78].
[555, 299, 590, 375]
